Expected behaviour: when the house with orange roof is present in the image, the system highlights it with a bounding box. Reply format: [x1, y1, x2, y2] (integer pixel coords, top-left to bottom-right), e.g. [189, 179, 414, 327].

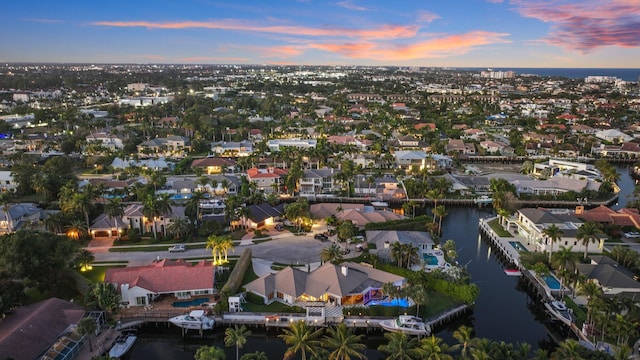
[247, 167, 288, 194]
[574, 205, 640, 230]
[105, 259, 215, 307]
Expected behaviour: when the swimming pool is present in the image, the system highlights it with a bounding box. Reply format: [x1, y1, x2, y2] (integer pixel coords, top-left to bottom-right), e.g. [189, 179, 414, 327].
[542, 275, 561, 290]
[172, 297, 210, 307]
[367, 298, 409, 307]
[509, 241, 529, 252]
[423, 253, 439, 266]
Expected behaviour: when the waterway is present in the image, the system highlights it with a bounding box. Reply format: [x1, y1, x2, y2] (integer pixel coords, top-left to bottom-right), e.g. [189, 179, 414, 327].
[129, 166, 635, 359]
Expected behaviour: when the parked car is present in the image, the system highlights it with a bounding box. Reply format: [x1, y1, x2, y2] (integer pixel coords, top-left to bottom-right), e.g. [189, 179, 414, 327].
[168, 244, 186, 252]
[624, 232, 640, 239]
[275, 223, 284, 231]
[314, 233, 328, 241]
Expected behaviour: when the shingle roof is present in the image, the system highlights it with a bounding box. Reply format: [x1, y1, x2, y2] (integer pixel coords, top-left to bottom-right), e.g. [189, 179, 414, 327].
[576, 263, 640, 290]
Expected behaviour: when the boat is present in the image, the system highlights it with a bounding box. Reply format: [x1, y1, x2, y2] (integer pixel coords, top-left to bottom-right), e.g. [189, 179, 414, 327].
[504, 269, 522, 276]
[168, 310, 215, 330]
[109, 331, 137, 358]
[379, 315, 430, 336]
[544, 300, 574, 326]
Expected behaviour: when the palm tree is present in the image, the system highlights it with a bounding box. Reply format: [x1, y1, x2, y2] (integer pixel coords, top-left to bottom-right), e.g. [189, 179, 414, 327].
[187, 190, 208, 229]
[77, 317, 97, 352]
[142, 194, 172, 239]
[409, 284, 428, 318]
[576, 221, 602, 260]
[577, 281, 603, 326]
[382, 282, 400, 303]
[551, 246, 577, 272]
[321, 243, 344, 264]
[85, 282, 120, 318]
[390, 241, 404, 267]
[551, 339, 583, 360]
[450, 325, 474, 359]
[206, 235, 223, 264]
[0, 193, 12, 233]
[432, 205, 447, 236]
[426, 189, 444, 222]
[419, 335, 453, 360]
[224, 325, 251, 360]
[167, 216, 191, 240]
[75, 249, 95, 271]
[377, 331, 420, 360]
[279, 320, 324, 360]
[218, 235, 235, 263]
[195, 345, 226, 360]
[323, 323, 367, 360]
[66, 219, 87, 240]
[402, 243, 419, 269]
[104, 197, 125, 240]
[542, 224, 563, 264]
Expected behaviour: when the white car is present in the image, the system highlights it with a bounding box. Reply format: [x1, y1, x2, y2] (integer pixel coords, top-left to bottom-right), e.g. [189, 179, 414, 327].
[168, 244, 187, 252]
[624, 232, 640, 239]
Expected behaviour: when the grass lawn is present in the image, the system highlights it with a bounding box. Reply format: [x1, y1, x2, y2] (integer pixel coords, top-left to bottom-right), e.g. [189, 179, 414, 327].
[242, 301, 305, 313]
[109, 243, 205, 252]
[420, 291, 463, 319]
[487, 219, 513, 237]
[81, 264, 126, 283]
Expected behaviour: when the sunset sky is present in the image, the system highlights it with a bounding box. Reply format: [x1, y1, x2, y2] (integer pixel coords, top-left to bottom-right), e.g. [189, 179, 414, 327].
[2, 0, 639, 68]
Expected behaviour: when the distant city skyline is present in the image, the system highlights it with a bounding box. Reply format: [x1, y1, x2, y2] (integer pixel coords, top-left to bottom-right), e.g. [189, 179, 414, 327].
[2, 0, 639, 68]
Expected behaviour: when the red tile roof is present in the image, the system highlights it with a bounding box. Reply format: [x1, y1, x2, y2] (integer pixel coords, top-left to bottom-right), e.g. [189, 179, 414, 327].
[105, 259, 215, 293]
[577, 205, 640, 228]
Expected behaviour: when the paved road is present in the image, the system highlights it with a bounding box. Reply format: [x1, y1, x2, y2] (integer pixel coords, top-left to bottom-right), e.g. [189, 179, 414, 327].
[91, 234, 348, 266]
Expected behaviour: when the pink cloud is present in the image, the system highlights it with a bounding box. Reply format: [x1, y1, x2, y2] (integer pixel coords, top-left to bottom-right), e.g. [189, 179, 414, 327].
[176, 56, 250, 62]
[336, 0, 371, 11]
[90, 20, 418, 40]
[511, 0, 640, 52]
[417, 11, 440, 24]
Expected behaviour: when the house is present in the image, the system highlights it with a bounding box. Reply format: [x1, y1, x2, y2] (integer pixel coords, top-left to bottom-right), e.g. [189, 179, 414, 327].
[242, 203, 284, 229]
[310, 203, 404, 229]
[479, 140, 512, 155]
[353, 175, 406, 199]
[0, 170, 17, 192]
[89, 213, 128, 239]
[211, 140, 253, 157]
[267, 139, 317, 151]
[247, 167, 288, 194]
[110, 157, 173, 171]
[0, 298, 87, 360]
[575, 256, 640, 298]
[574, 206, 640, 229]
[137, 135, 191, 157]
[446, 139, 476, 155]
[191, 157, 236, 174]
[507, 208, 604, 255]
[245, 261, 404, 306]
[0, 203, 47, 234]
[532, 159, 601, 181]
[366, 230, 436, 264]
[105, 259, 215, 307]
[594, 129, 633, 143]
[299, 168, 340, 198]
[122, 203, 186, 235]
[85, 132, 124, 150]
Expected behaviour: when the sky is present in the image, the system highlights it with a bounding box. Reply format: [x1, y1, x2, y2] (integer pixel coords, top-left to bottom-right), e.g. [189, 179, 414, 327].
[1, 0, 639, 68]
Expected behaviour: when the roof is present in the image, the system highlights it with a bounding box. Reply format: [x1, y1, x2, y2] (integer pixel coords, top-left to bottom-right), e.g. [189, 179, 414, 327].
[0, 298, 86, 360]
[247, 167, 288, 179]
[310, 203, 404, 226]
[245, 262, 404, 300]
[577, 206, 640, 228]
[575, 263, 640, 290]
[90, 213, 126, 230]
[105, 259, 214, 293]
[191, 157, 236, 167]
[247, 203, 283, 223]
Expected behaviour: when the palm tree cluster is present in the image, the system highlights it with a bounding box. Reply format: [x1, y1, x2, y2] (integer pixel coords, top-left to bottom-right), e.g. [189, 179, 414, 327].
[280, 321, 366, 360]
[390, 241, 419, 269]
[206, 234, 235, 265]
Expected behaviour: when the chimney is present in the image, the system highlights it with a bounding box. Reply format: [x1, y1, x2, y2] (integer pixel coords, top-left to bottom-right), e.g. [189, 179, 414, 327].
[575, 205, 584, 215]
[341, 265, 348, 277]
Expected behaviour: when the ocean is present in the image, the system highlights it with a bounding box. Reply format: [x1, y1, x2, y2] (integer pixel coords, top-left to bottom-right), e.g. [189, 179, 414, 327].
[460, 67, 640, 82]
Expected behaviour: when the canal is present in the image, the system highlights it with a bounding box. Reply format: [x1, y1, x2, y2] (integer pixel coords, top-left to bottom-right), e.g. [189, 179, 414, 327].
[130, 166, 635, 359]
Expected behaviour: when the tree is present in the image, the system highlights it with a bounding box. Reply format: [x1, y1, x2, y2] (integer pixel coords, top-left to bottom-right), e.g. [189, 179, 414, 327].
[323, 323, 367, 360]
[419, 335, 453, 360]
[450, 325, 474, 359]
[167, 216, 192, 240]
[390, 241, 404, 267]
[195, 345, 226, 360]
[240, 352, 268, 360]
[279, 320, 325, 360]
[409, 284, 428, 318]
[284, 198, 311, 231]
[85, 282, 121, 318]
[104, 197, 125, 240]
[77, 317, 97, 352]
[321, 243, 344, 264]
[142, 194, 172, 239]
[542, 224, 563, 264]
[576, 221, 602, 260]
[377, 331, 420, 360]
[225, 325, 251, 360]
[337, 221, 357, 242]
[75, 249, 95, 271]
[551, 339, 583, 360]
[432, 205, 448, 236]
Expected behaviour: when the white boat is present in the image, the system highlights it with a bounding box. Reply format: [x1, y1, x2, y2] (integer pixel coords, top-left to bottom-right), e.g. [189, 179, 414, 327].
[544, 300, 573, 326]
[168, 310, 215, 330]
[109, 331, 137, 358]
[379, 315, 430, 336]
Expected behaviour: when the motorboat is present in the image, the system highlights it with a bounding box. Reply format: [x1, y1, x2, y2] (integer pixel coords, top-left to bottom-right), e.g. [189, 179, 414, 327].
[504, 269, 522, 276]
[544, 300, 573, 326]
[109, 331, 137, 358]
[379, 315, 430, 336]
[168, 310, 215, 330]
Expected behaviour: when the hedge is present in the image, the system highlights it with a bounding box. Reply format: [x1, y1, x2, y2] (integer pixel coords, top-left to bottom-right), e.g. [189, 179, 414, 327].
[221, 248, 252, 296]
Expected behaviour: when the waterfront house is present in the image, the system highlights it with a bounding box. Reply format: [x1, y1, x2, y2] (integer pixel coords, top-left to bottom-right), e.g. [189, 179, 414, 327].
[121, 203, 186, 236]
[0, 203, 47, 234]
[298, 168, 340, 198]
[310, 203, 404, 229]
[575, 255, 640, 298]
[244, 262, 404, 306]
[191, 157, 236, 174]
[242, 203, 284, 229]
[574, 205, 640, 230]
[352, 175, 406, 199]
[0, 298, 87, 360]
[510, 208, 604, 256]
[247, 167, 288, 194]
[105, 259, 215, 307]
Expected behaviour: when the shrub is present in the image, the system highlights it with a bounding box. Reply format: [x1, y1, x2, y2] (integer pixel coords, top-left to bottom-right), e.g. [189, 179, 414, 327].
[221, 248, 252, 296]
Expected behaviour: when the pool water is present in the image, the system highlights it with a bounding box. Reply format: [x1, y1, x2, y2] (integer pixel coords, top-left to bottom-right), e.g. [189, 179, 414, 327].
[542, 275, 561, 290]
[172, 297, 210, 307]
[423, 254, 439, 265]
[367, 298, 409, 307]
[509, 241, 529, 252]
